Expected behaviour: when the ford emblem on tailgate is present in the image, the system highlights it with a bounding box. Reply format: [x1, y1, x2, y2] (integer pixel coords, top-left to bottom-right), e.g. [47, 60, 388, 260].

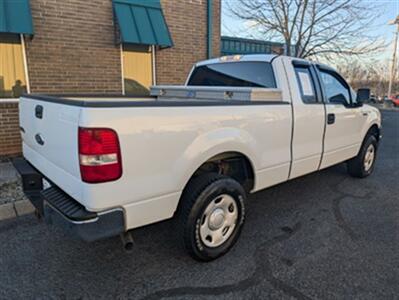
[35, 133, 45, 146]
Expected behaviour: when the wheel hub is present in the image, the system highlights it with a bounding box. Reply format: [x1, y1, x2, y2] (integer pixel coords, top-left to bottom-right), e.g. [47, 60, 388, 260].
[208, 208, 225, 230]
[364, 144, 375, 171]
[199, 194, 238, 248]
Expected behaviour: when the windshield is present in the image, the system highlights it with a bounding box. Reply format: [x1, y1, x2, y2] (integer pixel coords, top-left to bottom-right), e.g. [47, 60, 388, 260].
[187, 61, 277, 88]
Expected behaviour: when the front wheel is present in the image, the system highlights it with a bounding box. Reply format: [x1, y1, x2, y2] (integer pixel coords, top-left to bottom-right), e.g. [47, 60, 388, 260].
[347, 135, 378, 178]
[177, 173, 246, 261]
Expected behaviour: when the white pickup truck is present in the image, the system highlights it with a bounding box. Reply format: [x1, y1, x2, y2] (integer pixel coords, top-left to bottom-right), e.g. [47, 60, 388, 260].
[14, 54, 381, 261]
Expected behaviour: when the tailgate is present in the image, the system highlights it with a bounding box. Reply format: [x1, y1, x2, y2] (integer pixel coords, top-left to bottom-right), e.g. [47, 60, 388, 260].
[19, 96, 83, 202]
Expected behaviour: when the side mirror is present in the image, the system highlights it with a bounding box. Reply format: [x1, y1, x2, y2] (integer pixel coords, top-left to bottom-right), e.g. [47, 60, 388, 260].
[356, 88, 370, 103]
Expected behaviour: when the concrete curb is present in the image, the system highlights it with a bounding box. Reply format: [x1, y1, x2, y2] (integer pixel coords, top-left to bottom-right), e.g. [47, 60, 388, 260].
[0, 200, 35, 222]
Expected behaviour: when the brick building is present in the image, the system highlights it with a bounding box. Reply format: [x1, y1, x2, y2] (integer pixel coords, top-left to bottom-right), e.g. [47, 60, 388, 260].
[0, 0, 221, 157]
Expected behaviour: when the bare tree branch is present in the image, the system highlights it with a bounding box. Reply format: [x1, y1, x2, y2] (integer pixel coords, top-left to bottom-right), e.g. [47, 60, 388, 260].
[226, 0, 387, 60]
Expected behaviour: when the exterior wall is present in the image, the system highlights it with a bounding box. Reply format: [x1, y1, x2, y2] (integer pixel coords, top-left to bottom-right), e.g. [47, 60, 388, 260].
[211, 0, 222, 60]
[0, 102, 21, 157]
[156, 0, 221, 84]
[0, 0, 221, 157]
[24, 0, 221, 93]
[25, 0, 122, 95]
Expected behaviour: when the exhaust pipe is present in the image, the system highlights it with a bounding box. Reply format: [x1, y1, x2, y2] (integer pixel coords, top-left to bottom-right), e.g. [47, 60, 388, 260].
[120, 231, 134, 251]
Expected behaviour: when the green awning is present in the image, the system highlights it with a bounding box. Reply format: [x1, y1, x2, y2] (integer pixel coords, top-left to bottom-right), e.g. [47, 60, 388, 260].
[0, 0, 34, 35]
[113, 0, 173, 47]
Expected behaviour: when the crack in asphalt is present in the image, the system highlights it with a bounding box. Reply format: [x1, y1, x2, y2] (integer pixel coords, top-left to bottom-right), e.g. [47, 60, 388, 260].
[330, 179, 373, 242]
[141, 222, 312, 300]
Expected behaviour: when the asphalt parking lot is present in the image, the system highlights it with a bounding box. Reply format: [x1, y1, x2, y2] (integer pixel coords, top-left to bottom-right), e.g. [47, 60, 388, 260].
[0, 111, 398, 299]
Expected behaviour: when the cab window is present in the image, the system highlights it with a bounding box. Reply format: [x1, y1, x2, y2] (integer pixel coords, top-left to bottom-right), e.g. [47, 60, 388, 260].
[294, 66, 317, 103]
[187, 62, 277, 88]
[319, 70, 351, 106]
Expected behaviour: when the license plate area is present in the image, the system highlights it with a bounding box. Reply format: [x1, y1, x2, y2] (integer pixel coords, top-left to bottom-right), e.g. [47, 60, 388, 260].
[21, 173, 43, 191]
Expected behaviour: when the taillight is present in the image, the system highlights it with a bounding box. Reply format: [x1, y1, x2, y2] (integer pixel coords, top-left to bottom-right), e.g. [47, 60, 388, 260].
[78, 127, 122, 183]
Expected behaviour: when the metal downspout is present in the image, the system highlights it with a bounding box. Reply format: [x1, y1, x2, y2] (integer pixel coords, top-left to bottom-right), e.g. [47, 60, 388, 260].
[207, 0, 213, 59]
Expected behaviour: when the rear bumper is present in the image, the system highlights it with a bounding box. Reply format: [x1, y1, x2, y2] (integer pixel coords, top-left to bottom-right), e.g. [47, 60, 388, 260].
[12, 158, 125, 242]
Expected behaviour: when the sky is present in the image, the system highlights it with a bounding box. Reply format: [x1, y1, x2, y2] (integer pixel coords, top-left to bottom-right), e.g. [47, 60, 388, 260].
[221, 0, 399, 60]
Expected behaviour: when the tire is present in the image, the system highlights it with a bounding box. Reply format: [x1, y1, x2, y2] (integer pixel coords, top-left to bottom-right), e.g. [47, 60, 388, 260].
[177, 173, 246, 261]
[347, 134, 378, 178]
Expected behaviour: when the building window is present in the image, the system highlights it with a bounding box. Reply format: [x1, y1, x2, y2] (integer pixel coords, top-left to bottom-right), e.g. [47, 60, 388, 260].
[0, 34, 28, 99]
[122, 44, 154, 96]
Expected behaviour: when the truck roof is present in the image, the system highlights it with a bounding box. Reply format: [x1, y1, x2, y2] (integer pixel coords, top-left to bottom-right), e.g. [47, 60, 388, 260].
[195, 54, 278, 66]
[196, 54, 338, 75]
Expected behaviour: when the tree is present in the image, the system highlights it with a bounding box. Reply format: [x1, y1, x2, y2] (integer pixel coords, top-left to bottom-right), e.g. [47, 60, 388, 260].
[227, 0, 385, 60]
[337, 59, 397, 97]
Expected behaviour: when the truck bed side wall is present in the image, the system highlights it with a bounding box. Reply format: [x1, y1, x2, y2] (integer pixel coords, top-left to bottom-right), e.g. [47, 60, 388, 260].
[79, 104, 292, 229]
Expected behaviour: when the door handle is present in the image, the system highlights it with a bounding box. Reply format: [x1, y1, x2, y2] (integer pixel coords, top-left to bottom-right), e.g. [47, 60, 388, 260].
[327, 113, 335, 125]
[362, 112, 369, 116]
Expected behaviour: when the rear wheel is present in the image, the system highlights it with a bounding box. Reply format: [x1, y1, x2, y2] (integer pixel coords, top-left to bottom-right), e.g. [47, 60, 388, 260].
[177, 173, 246, 261]
[347, 135, 378, 178]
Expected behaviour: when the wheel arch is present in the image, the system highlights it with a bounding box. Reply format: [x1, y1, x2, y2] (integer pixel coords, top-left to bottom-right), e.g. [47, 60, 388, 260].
[364, 123, 381, 143]
[174, 150, 255, 221]
[182, 151, 256, 194]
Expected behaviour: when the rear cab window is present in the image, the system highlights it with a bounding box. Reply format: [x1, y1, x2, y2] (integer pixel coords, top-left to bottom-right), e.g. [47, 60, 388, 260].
[294, 66, 318, 103]
[187, 61, 277, 88]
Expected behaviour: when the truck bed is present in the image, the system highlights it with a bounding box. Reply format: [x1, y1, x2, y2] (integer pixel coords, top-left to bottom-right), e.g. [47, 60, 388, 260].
[22, 85, 284, 107]
[22, 94, 156, 107]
